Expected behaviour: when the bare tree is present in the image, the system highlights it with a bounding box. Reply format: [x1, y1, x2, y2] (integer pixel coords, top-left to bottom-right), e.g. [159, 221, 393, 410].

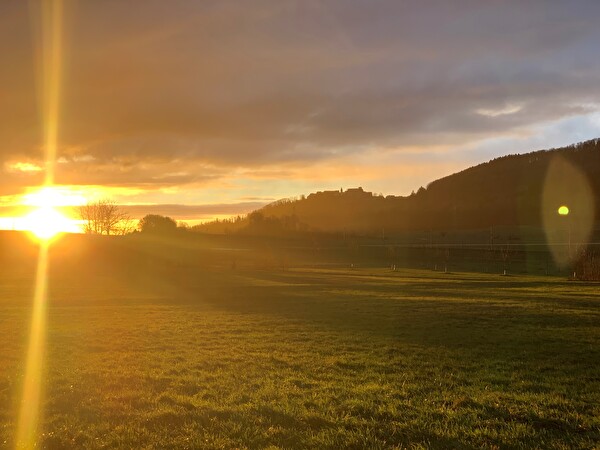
[78, 199, 131, 235]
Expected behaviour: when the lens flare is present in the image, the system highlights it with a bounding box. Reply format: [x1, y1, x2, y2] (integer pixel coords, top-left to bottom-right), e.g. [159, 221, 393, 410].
[15, 243, 49, 449]
[542, 156, 595, 268]
[16, 0, 65, 447]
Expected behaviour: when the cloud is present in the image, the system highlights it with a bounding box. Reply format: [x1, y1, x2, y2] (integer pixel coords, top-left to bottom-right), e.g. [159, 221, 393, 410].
[5, 161, 44, 173]
[476, 103, 523, 117]
[0, 0, 599, 194]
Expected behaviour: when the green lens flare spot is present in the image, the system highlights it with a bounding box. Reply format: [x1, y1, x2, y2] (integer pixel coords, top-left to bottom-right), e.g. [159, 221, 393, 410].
[558, 205, 569, 216]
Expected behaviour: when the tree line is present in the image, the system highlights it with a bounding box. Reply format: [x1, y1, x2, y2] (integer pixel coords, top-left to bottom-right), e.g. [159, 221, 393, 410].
[78, 200, 181, 236]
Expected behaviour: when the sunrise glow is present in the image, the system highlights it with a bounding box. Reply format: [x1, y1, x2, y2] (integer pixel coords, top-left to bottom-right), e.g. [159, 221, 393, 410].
[22, 186, 87, 208]
[10, 187, 86, 239]
[22, 206, 79, 240]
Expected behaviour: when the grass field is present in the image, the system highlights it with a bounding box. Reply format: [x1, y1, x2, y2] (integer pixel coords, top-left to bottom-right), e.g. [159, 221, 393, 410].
[0, 245, 599, 448]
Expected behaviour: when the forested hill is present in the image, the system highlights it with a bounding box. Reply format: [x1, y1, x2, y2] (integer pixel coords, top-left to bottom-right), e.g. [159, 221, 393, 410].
[195, 138, 600, 235]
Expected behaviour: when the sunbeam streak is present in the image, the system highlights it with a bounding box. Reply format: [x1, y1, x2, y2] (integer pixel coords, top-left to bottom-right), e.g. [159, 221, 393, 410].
[15, 243, 49, 449]
[40, 0, 63, 186]
[16, 1, 64, 448]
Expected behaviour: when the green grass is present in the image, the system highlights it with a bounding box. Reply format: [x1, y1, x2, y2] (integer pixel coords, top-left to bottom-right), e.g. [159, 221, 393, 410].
[0, 260, 599, 448]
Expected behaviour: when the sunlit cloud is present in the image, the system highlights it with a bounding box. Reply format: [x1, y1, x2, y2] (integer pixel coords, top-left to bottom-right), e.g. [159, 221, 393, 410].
[5, 161, 44, 173]
[476, 103, 523, 117]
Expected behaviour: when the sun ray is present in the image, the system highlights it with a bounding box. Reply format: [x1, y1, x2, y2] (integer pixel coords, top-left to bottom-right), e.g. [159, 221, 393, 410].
[40, 0, 63, 186]
[16, 0, 64, 447]
[15, 243, 49, 449]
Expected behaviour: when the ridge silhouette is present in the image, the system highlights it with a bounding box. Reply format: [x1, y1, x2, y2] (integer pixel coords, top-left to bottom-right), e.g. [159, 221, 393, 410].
[195, 138, 600, 236]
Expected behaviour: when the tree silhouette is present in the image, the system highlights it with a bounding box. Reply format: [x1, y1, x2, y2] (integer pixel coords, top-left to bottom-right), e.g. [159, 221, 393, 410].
[139, 214, 177, 234]
[78, 199, 130, 235]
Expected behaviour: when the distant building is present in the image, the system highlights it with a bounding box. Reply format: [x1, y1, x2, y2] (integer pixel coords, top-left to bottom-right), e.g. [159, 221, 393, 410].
[308, 189, 340, 199]
[345, 187, 364, 194]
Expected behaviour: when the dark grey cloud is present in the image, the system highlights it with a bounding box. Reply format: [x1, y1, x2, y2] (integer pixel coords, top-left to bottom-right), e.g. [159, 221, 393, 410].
[1, 0, 600, 189]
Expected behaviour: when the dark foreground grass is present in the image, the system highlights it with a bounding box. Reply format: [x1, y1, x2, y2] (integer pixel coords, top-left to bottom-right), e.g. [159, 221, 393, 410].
[0, 264, 599, 449]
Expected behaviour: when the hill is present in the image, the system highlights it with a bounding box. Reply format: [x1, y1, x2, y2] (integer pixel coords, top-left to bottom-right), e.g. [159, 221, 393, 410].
[194, 138, 600, 236]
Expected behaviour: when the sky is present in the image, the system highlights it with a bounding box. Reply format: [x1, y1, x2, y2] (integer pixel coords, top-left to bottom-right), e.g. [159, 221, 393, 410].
[2, 1, 600, 224]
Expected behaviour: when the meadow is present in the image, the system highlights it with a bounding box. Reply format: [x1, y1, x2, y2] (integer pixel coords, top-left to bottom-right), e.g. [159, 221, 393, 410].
[0, 233, 598, 448]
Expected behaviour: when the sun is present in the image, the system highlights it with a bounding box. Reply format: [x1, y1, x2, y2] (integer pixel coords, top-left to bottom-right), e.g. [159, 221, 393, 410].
[17, 186, 86, 240]
[22, 206, 79, 240]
